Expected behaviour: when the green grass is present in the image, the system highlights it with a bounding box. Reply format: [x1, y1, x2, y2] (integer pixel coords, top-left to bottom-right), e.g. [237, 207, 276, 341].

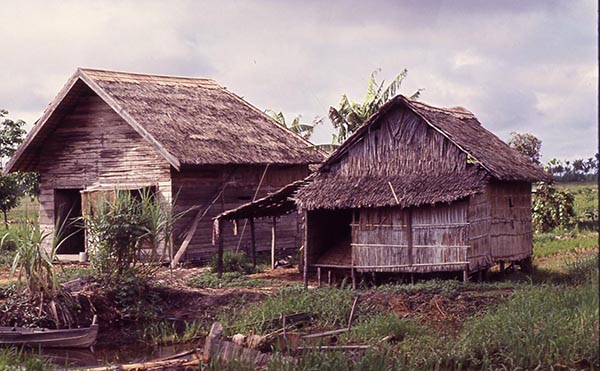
[534, 232, 597, 257]
[0, 346, 55, 370]
[219, 286, 354, 336]
[188, 272, 277, 289]
[7, 197, 39, 221]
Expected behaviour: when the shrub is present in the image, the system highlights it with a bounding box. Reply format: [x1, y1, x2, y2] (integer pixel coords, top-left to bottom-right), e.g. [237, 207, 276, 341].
[84, 189, 180, 285]
[209, 250, 255, 275]
[532, 183, 575, 232]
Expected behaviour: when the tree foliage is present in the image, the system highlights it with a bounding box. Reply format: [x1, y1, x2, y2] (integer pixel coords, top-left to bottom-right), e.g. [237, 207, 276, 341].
[508, 132, 542, 165]
[532, 183, 576, 232]
[0, 111, 39, 223]
[328, 68, 421, 143]
[266, 110, 322, 140]
[546, 155, 598, 182]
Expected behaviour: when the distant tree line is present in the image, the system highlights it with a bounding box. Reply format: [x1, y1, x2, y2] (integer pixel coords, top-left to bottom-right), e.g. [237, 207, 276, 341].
[546, 155, 598, 182]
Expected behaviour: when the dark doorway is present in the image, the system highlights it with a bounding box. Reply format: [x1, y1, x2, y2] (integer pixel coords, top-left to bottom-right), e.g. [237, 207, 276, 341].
[307, 209, 353, 266]
[54, 189, 84, 254]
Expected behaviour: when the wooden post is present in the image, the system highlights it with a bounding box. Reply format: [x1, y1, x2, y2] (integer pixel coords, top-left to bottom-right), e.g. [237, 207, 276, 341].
[407, 209, 413, 267]
[462, 267, 469, 283]
[317, 267, 321, 287]
[217, 221, 224, 278]
[477, 269, 483, 282]
[249, 218, 256, 268]
[327, 270, 332, 286]
[303, 211, 308, 289]
[271, 217, 276, 270]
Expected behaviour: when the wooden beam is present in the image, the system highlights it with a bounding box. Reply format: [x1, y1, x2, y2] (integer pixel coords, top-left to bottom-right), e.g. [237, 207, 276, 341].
[249, 218, 257, 268]
[407, 209, 413, 267]
[303, 210, 308, 288]
[217, 221, 224, 278]
[271, 216, 276, 270]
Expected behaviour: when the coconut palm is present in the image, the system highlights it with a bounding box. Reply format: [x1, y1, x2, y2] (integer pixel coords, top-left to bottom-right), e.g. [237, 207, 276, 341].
[329, 68, 422, 143]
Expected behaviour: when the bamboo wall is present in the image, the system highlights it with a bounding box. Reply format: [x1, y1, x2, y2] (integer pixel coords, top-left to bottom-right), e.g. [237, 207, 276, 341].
[331, 106, 467, 178]
[172, 165, 309, 261]
[486, 181, 533, 261]
[38, 93, 171, 253]
[351, 203, 469, 273]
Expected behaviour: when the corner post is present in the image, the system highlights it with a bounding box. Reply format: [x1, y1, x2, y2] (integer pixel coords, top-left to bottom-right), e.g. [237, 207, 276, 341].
[271, 217, 277, 270]
[217, 220, 224, 278]
[303, 210, 308, 289]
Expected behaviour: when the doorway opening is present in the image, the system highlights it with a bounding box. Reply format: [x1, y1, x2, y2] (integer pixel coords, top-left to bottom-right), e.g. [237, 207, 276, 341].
[54, 189, 84, 254]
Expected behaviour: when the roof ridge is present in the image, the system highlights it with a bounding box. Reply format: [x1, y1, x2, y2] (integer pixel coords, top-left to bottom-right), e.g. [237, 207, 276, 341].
[78, 67, 219, 86]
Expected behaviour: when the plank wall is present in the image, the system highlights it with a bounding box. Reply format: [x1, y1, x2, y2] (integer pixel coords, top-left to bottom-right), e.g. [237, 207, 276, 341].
[38, 92, 171, 252]
[172, 165, 309, 261]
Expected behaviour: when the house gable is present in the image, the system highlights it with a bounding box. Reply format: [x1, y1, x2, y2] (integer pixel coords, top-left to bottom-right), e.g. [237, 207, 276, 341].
[38, 84, 171, 189]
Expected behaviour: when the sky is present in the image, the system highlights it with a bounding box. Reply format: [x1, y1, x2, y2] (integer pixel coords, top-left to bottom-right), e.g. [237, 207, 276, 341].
[0, 0, 596, 162]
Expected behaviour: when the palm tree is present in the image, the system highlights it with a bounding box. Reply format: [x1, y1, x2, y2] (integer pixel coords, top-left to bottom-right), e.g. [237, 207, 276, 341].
[328, 68, 422, 143]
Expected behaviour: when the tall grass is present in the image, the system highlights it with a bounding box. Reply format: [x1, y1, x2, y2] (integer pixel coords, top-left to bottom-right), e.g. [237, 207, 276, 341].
[0, 347, 54, 370]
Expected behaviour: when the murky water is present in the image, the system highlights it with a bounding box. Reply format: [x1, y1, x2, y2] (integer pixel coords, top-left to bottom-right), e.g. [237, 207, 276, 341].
[33, 342, 197, 368]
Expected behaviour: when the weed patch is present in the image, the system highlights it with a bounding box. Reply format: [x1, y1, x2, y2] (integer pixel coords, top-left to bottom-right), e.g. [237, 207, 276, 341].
[188, 272, 275, 289]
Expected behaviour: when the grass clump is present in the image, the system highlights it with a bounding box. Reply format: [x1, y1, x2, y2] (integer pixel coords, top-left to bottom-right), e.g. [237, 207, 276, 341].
[221, 286, 354, 335]
[341, 312, 423, 345]
[188, 272, 274, 289]
[143, 320, 206, 345]
[0, 346, 54, 370]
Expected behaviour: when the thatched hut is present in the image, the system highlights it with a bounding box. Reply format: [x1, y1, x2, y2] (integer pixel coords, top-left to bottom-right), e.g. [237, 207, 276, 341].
[216, 95, 551, 284]
[5, 68, 324, 262]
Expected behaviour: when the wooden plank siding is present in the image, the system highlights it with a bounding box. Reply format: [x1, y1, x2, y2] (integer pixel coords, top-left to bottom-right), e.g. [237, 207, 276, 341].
[38, 93, 171, 253]
[171, 165, 308, 262]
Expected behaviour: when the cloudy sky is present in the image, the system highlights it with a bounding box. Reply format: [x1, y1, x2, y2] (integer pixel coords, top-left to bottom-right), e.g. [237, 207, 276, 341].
[1, 0, 596, 162]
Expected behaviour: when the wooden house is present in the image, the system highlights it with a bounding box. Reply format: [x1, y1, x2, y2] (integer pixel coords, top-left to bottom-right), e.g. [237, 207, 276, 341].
[5, 68, 324, 262]
[216, 95, 551, 284]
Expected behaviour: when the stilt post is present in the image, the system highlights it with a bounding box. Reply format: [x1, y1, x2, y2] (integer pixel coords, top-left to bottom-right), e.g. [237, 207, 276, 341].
[271, 217, 276, 270]
[249, 218, 257, 268]
[217, 221, 224, 278]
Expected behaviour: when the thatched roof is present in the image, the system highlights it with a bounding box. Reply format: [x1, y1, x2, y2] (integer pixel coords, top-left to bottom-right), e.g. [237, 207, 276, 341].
[297, 168, 489, 210]
[5, 68, 324, 173]
[321, 95, 550, 182]
[296, 95, 551, 211]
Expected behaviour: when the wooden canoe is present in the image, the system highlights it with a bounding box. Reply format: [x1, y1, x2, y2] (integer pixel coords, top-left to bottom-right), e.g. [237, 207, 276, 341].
[0, 315, 98, 348]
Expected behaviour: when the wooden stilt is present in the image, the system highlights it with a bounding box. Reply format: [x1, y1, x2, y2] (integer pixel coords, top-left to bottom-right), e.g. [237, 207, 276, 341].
[462, 268, 469, 283]
[271, 217, 276, 270]
[327, 270, 332, 286]
[410, 274, 415, 285]
[317, 267, 321, 287]
[477, 269, 483, 282]
[351, 267, 356, 289]
[249, 218, 256, 268]
[302, 211, 308, 289]
[217, 221, 224, 278]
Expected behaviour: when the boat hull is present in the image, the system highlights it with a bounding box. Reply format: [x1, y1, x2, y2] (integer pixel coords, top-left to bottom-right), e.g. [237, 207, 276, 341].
[0, 325, 99, 348]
